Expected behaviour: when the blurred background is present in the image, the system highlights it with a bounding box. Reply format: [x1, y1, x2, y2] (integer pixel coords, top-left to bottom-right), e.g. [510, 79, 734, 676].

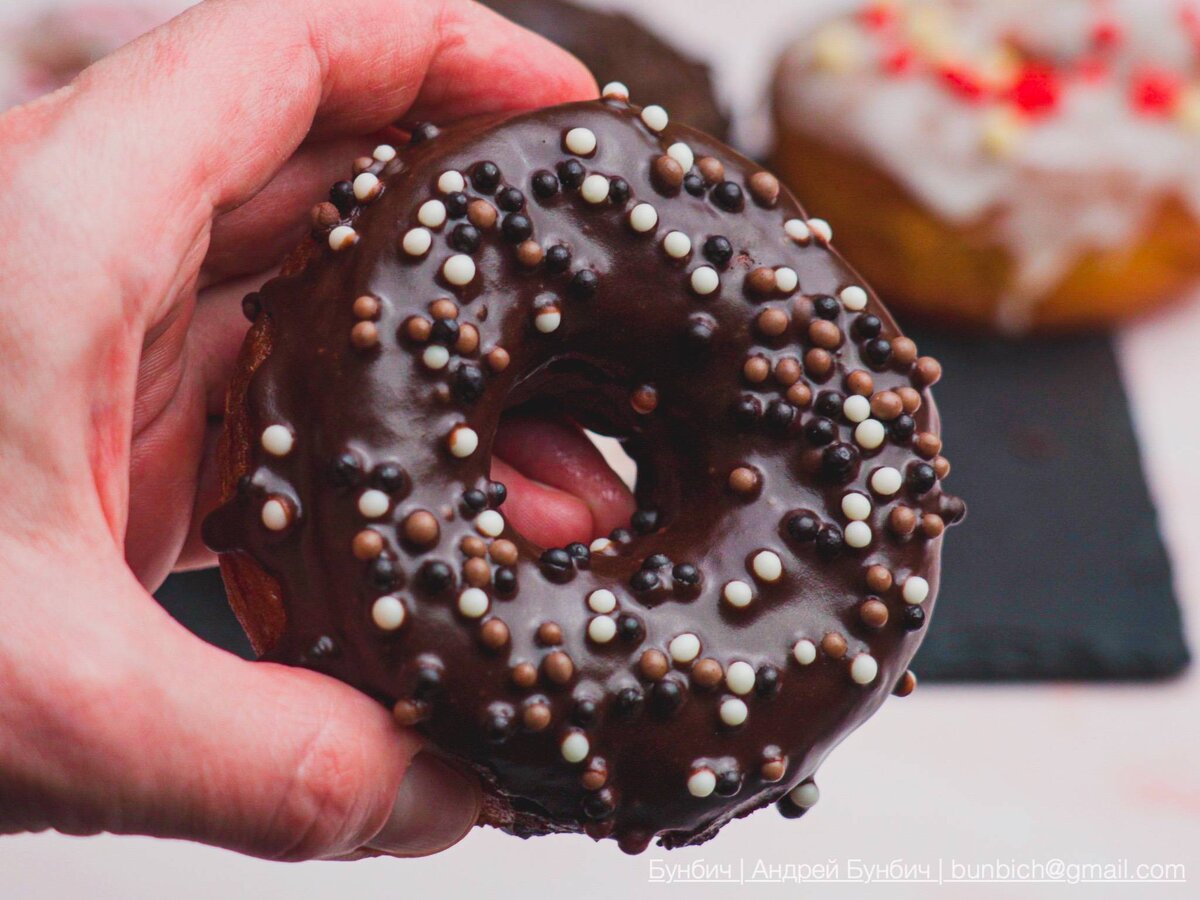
[1, 0, 1198, 897]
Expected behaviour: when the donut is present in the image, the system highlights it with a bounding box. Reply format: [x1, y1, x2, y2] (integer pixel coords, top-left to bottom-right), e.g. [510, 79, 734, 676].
[771, 0, 1200, 333]
[485, 0, 729, 140]
[202, 90, 964, 853]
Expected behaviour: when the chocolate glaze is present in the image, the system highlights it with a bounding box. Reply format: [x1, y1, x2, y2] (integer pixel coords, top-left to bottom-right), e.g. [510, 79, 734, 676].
[203, 99, 963, 853]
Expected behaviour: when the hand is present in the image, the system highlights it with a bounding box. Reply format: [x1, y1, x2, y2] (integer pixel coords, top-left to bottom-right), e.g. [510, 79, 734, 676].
[0, 0, 612, 861]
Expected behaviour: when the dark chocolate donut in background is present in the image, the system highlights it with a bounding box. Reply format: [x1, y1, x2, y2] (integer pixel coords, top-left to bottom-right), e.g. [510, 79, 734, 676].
[486, 0, 729, 140]
[203, 90, 963, 853]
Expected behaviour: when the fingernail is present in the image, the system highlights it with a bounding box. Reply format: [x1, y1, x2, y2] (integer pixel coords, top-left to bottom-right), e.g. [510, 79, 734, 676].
[366, 752, 481, 857]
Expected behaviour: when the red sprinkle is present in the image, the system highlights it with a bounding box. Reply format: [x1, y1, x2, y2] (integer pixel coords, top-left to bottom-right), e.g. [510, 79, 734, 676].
[1006, 64, 1061, 117]
[861, 3, 897, 30]
[1076, 56, 1110, 83]
[1090, 19, 1122, 49]
[1130, 68, 1181, 115]
[883, 46, 915, 76]
[938, 64, 987, 103]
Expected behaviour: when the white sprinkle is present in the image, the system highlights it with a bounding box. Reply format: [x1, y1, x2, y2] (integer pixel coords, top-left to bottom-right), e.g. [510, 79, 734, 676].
[260, 424, 294, 457]
[437, 170, 465, 193]
[808, 218, 833, 243]
[663, 231, 692, 258]
[855, 419, 887, 449]
[402, 227, 432, 256]
[534, 308, 562, 334]
[422, 345, 450, 370]
[641, 105, 669, 131]
[372, 144, 397, 162]
[687, 768, 716, 797]
[475, 509, 505, 537]
[261, 498, 290, 531]
[443, 254, 476, 286]
[587, 589, 617, 614]
[328, 225, 357, 251]
[723, 580, 754, 608]
[871, 467, 903, 496]
[358, 489, 390, 519]
[690, 266, 719, 296]
[792, 639, 817, 666]
[601, 81, 630, 101]
[581, 174, 610, 204]
[458, 587, 489, 618]
[840, 285, 868, 311]
[629, 203, 659, 233]
[418, 199, 447, 228]
[726, 661, 756, 695]
[841, 492, 872, 521]
[372, 596, 406, 631]
[666, 142, 694, 172]
[589, 537, 614, 553]
[850, 653, 879, 685]
[561, 731, 590, 763]
[353, 172, 381, 201]
[751, 550, 783, 583]
[789, 782, 820, 808]
[843, 394, 871, 423]
[903, 576, 930, 605]
[720, 698, 749, 727]
[448, 425, 479, 458]
[775, 267, 799, 293]
[669, 633, 701, 663]
[784, 219, 811, 243]
[588, 616, 617, 643]
[564, 126, 597, 156]
[845, 521, 873, 548]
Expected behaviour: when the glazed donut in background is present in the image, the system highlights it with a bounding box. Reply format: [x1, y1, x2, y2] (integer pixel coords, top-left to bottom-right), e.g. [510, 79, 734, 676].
[771, 0, 1200, 333]
[202, 89, 963, 852]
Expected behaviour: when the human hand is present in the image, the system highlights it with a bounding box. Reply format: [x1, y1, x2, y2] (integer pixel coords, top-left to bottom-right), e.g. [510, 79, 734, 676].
[0, 0, 621, 861]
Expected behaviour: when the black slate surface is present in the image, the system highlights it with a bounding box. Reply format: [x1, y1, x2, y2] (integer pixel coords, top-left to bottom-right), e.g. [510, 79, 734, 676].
[155, 331, 1190, 681]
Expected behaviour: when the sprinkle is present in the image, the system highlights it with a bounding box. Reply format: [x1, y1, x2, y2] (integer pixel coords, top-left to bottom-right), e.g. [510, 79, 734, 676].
[981, 107, 1024, 158]
[587, 616, 617, 643]
[422, 345, 450, 370]
[534, 308, 562, 333]
[475, 509, 505, 537]
[751, 550, 783, 583]
[807, 218, 833, 243]
[843, 395, 871, 423]
[902, 576, 930, 605]
[726, 661, 756, 695]
[784, 219, 811, 243]
[641, 105, 669, 131]
[855, 419, 886, 449]
[668, 633, 701, 663]
[812, 21, 861, 72]
[789, 782, 820, 808]
[372, 144, 397, 162]
[561, 731, 590, 763]
[841, 492, 872, 521]
[589, 537, 614, 553]
[261, 498, 290, 531]
[402, 228, 432, 256]
[870, 467, 903, 496]
[458, 587, 489, 618]
[720, 698, 749, 726]
[601, 81, 630, 100]
[687, 768, 716, 797]
[792, 639, 817, 665]
[260, 425, 293, 457]
[418, 199, 447, 228]
[564, 127, 597, 156]
[840, 286, 868, 311]
[437, 170, 465, 193]
[690, 266, 719, 296]
[448, 425, 479, 458]
[775, 267, 799, 293]
[666, 142, 694, 172]
[353, 172, 381, 201]
[663, 231, 692, 258]
[845, 521, 873, 548]
[629, 203, 659, 233]
[587, 589, 617, 614]
[443, 254, 476, 286]
[358, 489, 390, 519]
[723, 580, 754, 608]
[328, 225, 357, 251]
[581, 174, 610, 204]
[850, 653, 879, 685]
[372, 596, 406, 631]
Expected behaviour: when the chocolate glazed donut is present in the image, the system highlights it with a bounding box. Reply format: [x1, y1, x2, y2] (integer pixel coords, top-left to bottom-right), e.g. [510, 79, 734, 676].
[203, 87, 964, 854]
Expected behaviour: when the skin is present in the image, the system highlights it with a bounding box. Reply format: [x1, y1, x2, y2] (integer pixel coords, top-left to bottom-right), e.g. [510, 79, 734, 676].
[0, 0, 633, 862]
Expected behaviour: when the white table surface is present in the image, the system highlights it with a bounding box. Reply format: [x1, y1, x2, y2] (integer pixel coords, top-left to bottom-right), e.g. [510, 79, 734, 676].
[1, 1, 1197, 897]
